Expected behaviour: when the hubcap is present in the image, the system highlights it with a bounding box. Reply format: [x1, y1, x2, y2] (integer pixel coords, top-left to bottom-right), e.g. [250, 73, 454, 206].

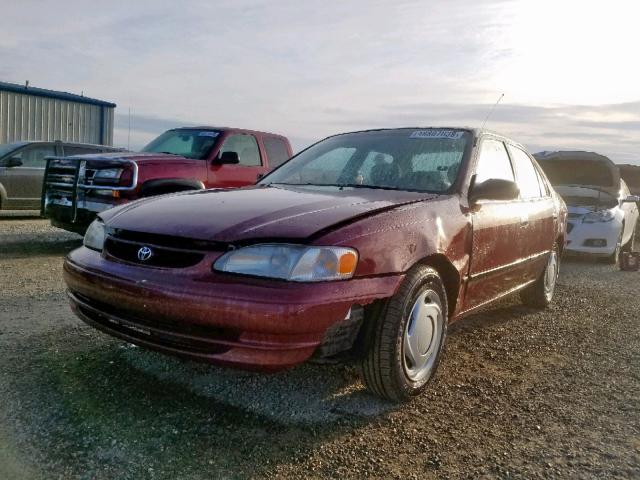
[544, 250, 558, 298]
[402, 289, 443, 382]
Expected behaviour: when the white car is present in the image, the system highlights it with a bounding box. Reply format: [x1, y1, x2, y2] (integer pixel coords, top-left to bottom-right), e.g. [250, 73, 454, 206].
[535, 151, 639, 263]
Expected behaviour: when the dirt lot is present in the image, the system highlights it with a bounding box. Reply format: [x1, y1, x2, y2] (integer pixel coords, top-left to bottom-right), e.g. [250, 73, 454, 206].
[1, 218, 639, 479]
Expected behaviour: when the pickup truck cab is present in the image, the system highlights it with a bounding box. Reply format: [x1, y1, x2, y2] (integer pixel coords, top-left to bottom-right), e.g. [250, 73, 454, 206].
[42, 127, 292, 233]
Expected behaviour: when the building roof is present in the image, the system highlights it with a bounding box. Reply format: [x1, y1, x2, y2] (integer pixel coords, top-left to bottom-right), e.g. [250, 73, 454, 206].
[0, 81, 116, 108]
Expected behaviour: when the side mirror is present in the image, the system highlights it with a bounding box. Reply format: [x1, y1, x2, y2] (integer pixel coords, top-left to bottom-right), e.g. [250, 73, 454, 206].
[469, 178, 520, 204]
[623, 194, 640, 203]
[5, 156, 23, 167]
[216, 151, 240, 165]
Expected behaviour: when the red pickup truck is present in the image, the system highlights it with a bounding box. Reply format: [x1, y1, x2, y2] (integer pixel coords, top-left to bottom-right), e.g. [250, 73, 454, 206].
[42, 127, 292, 233]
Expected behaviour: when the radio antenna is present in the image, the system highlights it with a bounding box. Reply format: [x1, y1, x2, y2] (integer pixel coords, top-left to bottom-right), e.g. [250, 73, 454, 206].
[481, 93, 504, 129]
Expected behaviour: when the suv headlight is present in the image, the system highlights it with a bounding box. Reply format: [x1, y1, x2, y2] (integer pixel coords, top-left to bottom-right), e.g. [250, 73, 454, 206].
[84, 219, 106, 251]
[213, 244, 358, 282]
[93, 168, 123, 180]
[582, 210, 615, 223]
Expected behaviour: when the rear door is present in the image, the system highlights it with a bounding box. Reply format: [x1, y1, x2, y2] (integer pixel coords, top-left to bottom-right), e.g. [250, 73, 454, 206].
[1, 143, 58, 209]
[465, 138, 527, 310]
[262, 136, 292, 170]
[507, 144, 556, 280]
[208, 132, 269, 187]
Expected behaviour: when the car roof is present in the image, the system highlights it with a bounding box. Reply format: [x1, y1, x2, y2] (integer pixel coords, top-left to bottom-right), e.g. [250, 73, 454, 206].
[171, 126, 289, 139]
[1, 140, 121, 149]
[316, 126, 527, 151]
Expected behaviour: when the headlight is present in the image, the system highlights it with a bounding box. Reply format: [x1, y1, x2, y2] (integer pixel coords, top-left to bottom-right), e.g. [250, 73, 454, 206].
[93, 168, 123, 180]
[213, 244, 358, 282]
[84, 219, 106, 251]
[582, 210, 615, 223]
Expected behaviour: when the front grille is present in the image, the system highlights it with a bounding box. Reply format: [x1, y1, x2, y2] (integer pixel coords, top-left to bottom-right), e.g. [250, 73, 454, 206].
[72, 292, 236, 354]
[104, 236, 205, 268]
[567, 222, 575, 234]
[112, 229, 226, 251]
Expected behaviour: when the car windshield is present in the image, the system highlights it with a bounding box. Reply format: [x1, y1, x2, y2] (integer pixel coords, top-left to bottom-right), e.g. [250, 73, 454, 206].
[141, 129, 221, 159]
[260, 129, 470, 193]
[0, 143, 21, 158]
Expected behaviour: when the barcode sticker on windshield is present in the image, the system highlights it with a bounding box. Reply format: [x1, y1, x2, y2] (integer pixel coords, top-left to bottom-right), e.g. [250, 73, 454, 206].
[410, 130, 464, 139]
[198, 131, 219, 137]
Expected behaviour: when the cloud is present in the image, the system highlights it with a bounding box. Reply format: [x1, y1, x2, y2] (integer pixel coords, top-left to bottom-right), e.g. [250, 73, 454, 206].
[1, 0, 639, 163]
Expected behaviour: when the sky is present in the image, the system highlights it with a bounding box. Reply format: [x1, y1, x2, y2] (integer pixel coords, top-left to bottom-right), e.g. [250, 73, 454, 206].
[1, 0, 639, 163]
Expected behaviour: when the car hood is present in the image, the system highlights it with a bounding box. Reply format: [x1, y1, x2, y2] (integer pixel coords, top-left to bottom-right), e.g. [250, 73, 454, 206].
[535, 151, 620, 196]
[101, 185, 438, 242]
[72, 151, 192, 163]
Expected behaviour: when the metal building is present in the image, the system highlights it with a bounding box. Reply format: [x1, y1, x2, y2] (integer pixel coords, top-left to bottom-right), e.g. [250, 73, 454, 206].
[0, 81, 116, 146]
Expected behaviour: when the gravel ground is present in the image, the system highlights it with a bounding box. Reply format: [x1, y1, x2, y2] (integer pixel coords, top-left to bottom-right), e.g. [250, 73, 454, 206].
[1, 218, 639, 479]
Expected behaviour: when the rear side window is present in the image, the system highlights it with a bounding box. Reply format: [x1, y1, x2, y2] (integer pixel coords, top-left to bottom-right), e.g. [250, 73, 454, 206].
[220, 134, 262, 166]
[63, 146, 101, 156]
[534, 166, 550, 196]
[475, 139, 514, 184]
[263, 137, 290, 168]
[508, 145, 542, 198]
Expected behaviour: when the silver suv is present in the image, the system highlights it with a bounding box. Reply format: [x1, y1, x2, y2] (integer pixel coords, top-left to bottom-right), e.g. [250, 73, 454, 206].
[0, 141, 123, 210]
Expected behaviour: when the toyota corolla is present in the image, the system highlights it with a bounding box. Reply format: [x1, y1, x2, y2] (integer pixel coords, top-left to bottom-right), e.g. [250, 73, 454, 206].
[64, 128, 566, 402]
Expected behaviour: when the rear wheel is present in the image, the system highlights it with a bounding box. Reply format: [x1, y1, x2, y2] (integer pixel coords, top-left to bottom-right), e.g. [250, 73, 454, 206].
[358, 265, 447, 402]
[520, 244, 559, 308]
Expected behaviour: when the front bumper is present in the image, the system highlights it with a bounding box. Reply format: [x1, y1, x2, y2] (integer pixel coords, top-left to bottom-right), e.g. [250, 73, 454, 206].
[63, 247, 403, 371]
[564, 219, 621, 256]
[45, 200, 123, 234]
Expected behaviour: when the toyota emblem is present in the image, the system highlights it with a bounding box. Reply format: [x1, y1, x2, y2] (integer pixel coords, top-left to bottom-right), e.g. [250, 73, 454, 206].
[137, 246, 153, 262]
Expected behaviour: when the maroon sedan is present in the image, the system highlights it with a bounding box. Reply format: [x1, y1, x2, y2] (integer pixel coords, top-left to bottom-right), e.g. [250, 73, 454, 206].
[64, 128, 566, 402]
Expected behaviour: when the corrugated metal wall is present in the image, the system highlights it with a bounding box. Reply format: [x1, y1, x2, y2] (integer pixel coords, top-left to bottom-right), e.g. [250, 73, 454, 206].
[0, 90, 114, 145]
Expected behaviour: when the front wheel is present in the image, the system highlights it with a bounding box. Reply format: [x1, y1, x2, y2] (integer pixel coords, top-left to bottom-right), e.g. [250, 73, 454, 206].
[358, 265, 448, 402]
[603, 227, 623, 264]
[520, 244, 560, 308]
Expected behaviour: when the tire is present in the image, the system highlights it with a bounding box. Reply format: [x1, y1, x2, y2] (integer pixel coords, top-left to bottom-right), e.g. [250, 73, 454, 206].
[358, 265, 448, 403]
[520, 243, 560, 308]
[604, 228, 623, 265]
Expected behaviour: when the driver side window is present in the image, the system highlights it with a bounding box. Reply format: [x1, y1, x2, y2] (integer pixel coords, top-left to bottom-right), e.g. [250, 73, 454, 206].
[14, 145, 57, 168]
[475, 139, 515, 184]
[219, 134, 262, 167]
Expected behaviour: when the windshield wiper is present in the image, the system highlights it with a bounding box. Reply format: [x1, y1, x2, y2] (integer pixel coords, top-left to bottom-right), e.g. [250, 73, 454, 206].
[334, 183, 406, 191]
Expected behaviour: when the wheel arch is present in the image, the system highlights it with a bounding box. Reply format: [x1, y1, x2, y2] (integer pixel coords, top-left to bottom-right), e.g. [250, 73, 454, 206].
[414, 253, 460, 320]
[139, 178, 205, 197]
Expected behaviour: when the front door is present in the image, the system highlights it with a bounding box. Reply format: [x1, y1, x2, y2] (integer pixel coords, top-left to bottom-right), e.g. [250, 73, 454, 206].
[208, 133, 269, 188]
[465, 138, 527, 310]
[1, 144, 57, 209]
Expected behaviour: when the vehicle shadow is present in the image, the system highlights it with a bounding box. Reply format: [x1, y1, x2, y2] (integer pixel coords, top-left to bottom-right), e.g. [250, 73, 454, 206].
[0, 238, 82, 257]
[3, 331, 398, 478]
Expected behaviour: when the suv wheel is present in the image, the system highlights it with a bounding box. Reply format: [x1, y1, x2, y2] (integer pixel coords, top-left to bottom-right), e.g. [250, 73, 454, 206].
[358, 265, 447, 402]
[520, 244, 559, 308]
